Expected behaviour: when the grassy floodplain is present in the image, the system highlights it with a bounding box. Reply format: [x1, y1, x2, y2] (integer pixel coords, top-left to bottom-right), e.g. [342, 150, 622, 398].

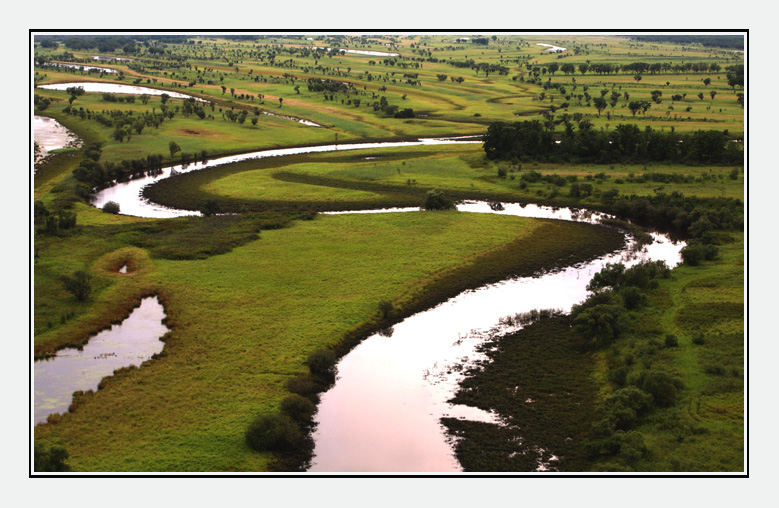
[32, 33, 744, 473]
[34, 209, 623, 471]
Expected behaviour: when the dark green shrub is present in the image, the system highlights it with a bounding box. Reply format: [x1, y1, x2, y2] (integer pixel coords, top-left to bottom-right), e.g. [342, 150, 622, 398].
[664, 334, 679, 348]
[245, 413, 302, 452]
[604, 386, 654, 429]
[61, 270, 92, 302]
[703, 364, 726, 376]
[633, 370, 683, 407]
[306, 348, 337, 377]
[199, 199, 221, 217]
[619, 286, 648, 310]
[378, 300, 394, 318]
[102, 201, 120, 214]
[573, 304, 630, 347]
[286, 374, 320, 398]
[692, 333, 706, 345]
[422, 189, 456, 210]
[280, 394, 317, 423]
[34, 443, 71, 472]
[608, 365, 629, 387]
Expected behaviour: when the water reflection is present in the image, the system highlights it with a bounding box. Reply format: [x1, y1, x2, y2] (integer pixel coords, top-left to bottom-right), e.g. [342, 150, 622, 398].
[37, 82, 205, 101]
[308, 208, 683, 472]
[33, 115, 82, 164]
[91, 138, 481, 218]
[34, 297, 169, 424]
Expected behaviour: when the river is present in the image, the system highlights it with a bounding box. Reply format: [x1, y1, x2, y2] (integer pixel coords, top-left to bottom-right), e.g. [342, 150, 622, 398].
[41, 134, 684, 472]
[308, 204, 682, 472]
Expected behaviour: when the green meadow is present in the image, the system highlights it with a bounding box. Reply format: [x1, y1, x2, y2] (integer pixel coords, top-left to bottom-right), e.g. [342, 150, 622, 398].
[33, 33, 744, 473]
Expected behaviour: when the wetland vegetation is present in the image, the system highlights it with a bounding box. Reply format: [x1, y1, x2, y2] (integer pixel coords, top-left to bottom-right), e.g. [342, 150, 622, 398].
[32, 32, 744, 474]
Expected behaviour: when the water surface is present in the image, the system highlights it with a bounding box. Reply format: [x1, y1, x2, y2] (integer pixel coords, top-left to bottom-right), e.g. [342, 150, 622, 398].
[34, 297, 169, 424]
[37, 82, 204, 101]
[308, 205, 683, 472]
[91, 137, 480, 218]
[33, 115, 81, 164]
[537, 43, 567, 52]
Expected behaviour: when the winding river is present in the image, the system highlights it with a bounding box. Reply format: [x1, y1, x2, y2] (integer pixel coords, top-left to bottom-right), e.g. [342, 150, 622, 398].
[310, 204, 681, 472]
[84, 138, 684, 471]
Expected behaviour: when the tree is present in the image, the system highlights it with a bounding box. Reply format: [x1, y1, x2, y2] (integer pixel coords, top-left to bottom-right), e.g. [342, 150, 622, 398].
[703, 78, 711, 86]
[307, 348, 337, 378]
[199, 199, 220, 217]
[279, 394, 317, 423]
[101, 201, 120, 214]
[593, 97, 607, 116]
[112, 127, 126, 143]
[710, 90, 717, 100]
[278, 97, 283, 107]
[61, 270, 92, 302]
[633, 74, 642, 83]
[422, 189, 456, 210]
[169, 141, 181, 158]
[698, 92, 704, 100]
[160, 93, 170, 105]
[245, 413, 302, 452]
[34, 443, 71, 472]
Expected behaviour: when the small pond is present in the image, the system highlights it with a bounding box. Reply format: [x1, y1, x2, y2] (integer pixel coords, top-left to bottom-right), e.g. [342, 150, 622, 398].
[34, 297, 169, 425]
[34, 115, 82, 164]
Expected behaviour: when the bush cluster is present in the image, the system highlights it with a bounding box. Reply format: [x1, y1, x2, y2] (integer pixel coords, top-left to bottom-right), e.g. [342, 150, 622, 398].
[484, 120, 742, 165]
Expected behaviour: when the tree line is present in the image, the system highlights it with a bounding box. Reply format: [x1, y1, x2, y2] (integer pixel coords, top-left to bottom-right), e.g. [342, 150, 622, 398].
[483, 120, 743, 165]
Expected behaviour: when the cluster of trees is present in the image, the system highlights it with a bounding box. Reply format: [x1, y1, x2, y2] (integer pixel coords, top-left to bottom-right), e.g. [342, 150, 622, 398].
[573, 261, 671, 347]
[539, 61, 724, 76]
[34, 200, 77, 235]
[609, 192, 742, 239]
[34, 443, 71, 472]
[572, 260, 693, 468]
[445, 59, 507, 76]
[61, 36, 137, 54]
[71, 142, 166, 188]
[306, 78, 352, 93]
[34, 94, 51, 111]
[245, 347, 337, 454]
[483, 120, 743, 165]
[629, 35, 744, 50]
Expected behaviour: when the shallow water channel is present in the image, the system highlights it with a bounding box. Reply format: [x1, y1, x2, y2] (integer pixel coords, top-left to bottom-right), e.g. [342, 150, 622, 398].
[43, 63, 118, 74]
[308, 204, 684, 472]
[37, 82, 205, 101]
[34, 297, 169, 424]
[537, 43, 567, 52]
[91, 137, 481, 218]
